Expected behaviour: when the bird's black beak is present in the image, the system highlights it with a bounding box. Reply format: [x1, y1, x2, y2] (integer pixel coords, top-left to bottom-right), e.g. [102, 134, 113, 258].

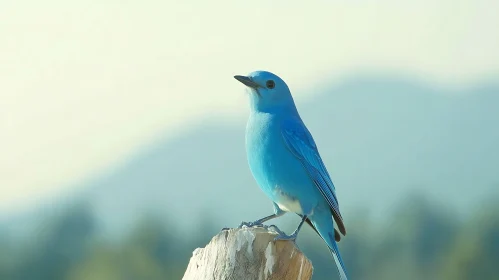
[234, 75, 262, 89]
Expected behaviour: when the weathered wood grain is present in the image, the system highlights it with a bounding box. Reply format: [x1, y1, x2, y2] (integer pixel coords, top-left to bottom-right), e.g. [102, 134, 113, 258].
[183, 226, 313, 280]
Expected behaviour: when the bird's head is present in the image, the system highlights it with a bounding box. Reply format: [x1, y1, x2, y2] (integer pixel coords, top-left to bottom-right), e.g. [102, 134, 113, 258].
[234, 70, 296, 113]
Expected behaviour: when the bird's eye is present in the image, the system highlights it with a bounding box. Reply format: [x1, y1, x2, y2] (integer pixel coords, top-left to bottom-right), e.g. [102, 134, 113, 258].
[266, 80, 275, 89]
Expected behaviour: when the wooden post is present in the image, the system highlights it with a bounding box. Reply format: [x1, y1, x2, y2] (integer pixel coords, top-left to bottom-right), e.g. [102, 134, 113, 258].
[183, 225, 313, 280]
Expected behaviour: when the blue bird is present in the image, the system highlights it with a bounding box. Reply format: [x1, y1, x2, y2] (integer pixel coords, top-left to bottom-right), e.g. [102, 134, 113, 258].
[234, 71, 348, 280]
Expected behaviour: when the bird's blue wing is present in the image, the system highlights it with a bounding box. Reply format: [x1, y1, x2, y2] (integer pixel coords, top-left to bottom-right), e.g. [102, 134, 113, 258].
[281, 117, 346, 235]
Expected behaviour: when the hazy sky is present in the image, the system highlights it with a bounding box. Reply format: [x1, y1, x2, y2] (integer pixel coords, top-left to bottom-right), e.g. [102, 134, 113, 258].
[1, 0, 498, 213]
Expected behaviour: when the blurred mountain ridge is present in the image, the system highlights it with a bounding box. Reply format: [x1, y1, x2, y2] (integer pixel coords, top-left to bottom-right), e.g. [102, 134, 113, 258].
[2, 74, 498, 238]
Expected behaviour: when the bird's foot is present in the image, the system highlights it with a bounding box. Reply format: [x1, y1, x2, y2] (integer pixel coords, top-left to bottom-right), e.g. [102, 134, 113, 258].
[269, 225, 298, 242]
[221, 220, 267, 232]
[238, 220, 265, 228]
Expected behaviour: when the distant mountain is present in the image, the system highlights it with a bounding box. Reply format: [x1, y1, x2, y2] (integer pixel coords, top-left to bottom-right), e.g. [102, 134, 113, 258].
[3, 75, 499, 237]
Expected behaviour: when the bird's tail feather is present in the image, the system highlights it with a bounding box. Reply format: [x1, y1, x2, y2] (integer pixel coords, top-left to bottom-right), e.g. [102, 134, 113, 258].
[328, 232, 349, 280]
[309, 216, 349, 280]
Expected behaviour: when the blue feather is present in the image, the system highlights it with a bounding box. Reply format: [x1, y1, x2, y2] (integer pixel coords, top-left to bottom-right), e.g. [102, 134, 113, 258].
[235, 70, 349, 279]
[281, 117, 346, 235]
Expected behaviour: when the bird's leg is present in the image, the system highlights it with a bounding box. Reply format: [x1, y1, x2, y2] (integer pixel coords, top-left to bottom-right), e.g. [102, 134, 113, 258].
[221, 213, 282, 231]
[273, 215, 307, 242]
[238, 205, 285, 228]
[221, 203, 286, 231]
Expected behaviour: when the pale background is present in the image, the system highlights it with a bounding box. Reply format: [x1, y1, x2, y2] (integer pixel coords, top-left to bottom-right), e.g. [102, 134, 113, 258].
[1, 1, 498, 279]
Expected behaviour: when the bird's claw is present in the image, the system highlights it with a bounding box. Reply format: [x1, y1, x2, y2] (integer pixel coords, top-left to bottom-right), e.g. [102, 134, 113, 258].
[238, 221, 264, 228]
[221, 221, 267, 232]
[268, 225, 298, 242]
